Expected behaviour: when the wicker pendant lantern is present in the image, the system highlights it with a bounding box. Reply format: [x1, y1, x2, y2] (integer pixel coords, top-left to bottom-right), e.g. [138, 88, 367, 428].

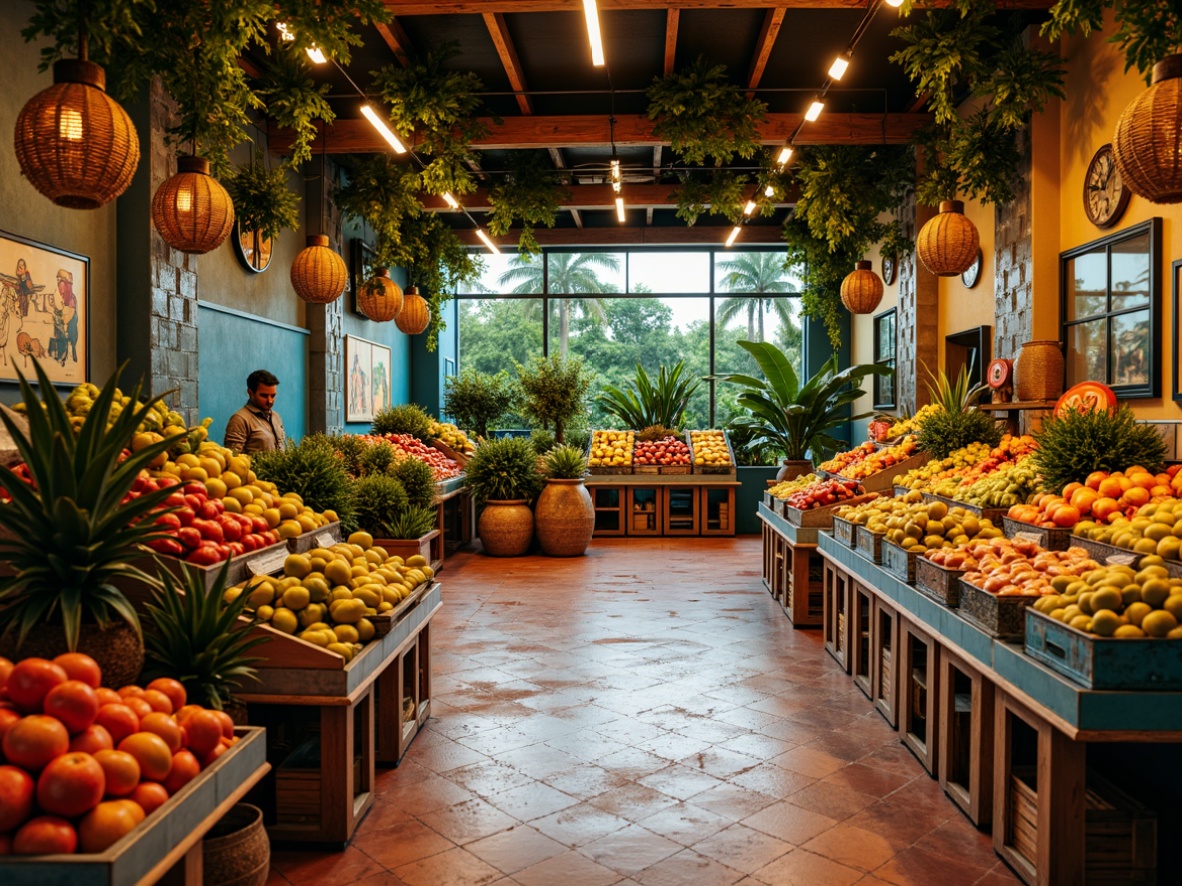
[840, 260, 884, 314]
[358, 267, 403, 321]
[916, 199, 980, 277]
[396, 286, 430, 335]
[1113, 55, 1182, 203]
[15, 59, 139, 209]
[151, 155, 234, 254]
[291, 234, 347, 304]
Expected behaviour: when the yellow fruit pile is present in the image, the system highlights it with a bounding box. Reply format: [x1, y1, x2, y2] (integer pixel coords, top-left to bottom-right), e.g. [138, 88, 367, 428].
[589, 430, 634, 467]
[894, 441, 994, 491]
[886, 404, 942, 438]
[429, 421, 475, 454]
[689, 430, 731, 467]
[1030, 557, 1182, 638]
[836, 495, 1004, 553]
[1074, 499, 1182, 561]
[767, 474, 823, 500]
[225, 532, 434, 661]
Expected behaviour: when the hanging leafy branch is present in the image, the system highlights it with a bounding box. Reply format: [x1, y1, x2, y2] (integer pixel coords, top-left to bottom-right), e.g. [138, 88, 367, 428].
[647, 56, 767, 167]
[402, 215, 484, 351]
[278, 0, 389, 66]
[334, 154, 424, 268]
[674, 170, 748, 226]
[1042, 1, 1182, 83]
[257, 49, 335, 168]
[487, 151, 569, 256]
[228, 149, 300, 241]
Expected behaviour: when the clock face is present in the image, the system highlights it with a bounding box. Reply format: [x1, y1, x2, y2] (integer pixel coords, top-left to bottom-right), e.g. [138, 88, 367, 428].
[961, 249, 982, 289]
[1084, 144, 1131, 229]
[881, 254, 896, 286]
[987, 358, 1013, 389]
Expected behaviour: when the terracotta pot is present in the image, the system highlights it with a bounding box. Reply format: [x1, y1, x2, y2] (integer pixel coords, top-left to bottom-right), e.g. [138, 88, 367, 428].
[478, 499, 534, 557]
[0, 620, 143, 688]
[1015, 340, 1064, 402]
[776, 460, 814, 482]
[535, 479, 595, 557]
[203, 804, 269, 886]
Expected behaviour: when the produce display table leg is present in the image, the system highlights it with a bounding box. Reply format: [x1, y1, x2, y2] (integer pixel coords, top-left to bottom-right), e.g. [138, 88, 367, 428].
[158, 841, 202, 886]
[375, 618, 434, 766]
[784, 543, 823, 628]
[417, 621, 433, 728]
[851, 581, 874, 698]
[871, 597, 899, 728]
[761, 520, 777, 596]
[992, 689, 1085, 886]
[900, 618, 939, 776]
[822, 558, 851, 672]
[938, 644, 995, 829]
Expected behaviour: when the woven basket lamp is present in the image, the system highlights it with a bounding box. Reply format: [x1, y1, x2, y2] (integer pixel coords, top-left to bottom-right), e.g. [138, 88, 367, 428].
[358, 267, 403, 322]
[1113, 54, 1182, 203]
[916, 200, 980, 277]
[15, 59, 139, 209]
[840, 260, 884, 314]
[291, 234, 347, 304]
[151, 155, 234, 254]
[396, 286, 430, 335]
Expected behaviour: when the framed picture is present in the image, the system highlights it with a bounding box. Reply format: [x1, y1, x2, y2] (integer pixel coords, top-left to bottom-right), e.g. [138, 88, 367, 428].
[345, 335, 393, 423]
[370, 342, 391, 417]
[350, 238, 377, 319]
[0, 230, 89, 385]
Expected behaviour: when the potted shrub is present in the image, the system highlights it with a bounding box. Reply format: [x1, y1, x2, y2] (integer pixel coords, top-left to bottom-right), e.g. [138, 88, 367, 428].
[0, 363, 180, 687]
[376, 505, 440, 564]
[725, 341, 888, 481]
[535, 444, 594, 557]
[445, 369, 516, 441]
[515, 354, 594, 444]
[464, 437, 544, 556]
[372, 403, 434, 441]
[352, 473, 409, 539]
[251, 436, 357, 532]
[914, 366, 1002, 460]
[595, 360, 701, 430]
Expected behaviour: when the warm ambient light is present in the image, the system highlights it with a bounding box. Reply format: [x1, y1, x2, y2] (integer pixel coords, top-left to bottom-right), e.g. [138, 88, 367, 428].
[360, 104, 407, 154]
[583, 0, 605, 66]
[442, 192, 460, 209]
[885, 0, 905, 7]
[475, 228, 501, 254]
[725, 226, 741, 248]
[765, 184, 775, 197]
[828, 55, 849, 81]
[777, 146, 794, 166]
[616, 196, 625, 222]
[610, 157, 621, 190]
[805, 100, 825, 122]
[743, 200, 757, 216]
[306, 46, 327, 65]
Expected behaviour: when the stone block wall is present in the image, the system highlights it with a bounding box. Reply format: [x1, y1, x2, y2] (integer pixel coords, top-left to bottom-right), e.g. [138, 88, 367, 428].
[306, 159, 346, 435]
[994, 130, 1033, 362]
[896, 192, 939, 413]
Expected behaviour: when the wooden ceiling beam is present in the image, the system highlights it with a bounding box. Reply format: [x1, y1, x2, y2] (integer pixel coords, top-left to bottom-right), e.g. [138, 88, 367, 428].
[663, 9, 679, 75]
[421, 183, 797, 210]
[746, 8, 786, 98]
[374, 18, 413, 67]
[483, 12, 532, 115]
[386, 1, 1051, 14]
[455, 225, 787, 247]
[270, 112, 928, 153]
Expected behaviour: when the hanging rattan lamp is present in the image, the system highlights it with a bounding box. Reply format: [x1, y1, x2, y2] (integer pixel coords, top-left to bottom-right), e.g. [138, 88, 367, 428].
[358, 267, 403, 321]
[396, 286, 430, 334]
[1113, 54, 1182, 203]
[151, 155, 234, 254]
[291, 234, 347, 304]
[916, 199, 979, 277]
[14, 59, 139, 209]
[840, 261, 884, 314]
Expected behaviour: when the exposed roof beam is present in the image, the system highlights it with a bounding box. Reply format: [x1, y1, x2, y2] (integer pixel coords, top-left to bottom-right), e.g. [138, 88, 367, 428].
[663, 9, 679, 75]
[456, 225, 787, 247]
[374, 18, 413, 67]
[386, 1, 1051, 14]
[483, 12, 532, 114]
[746, 8, 786, 98]
[270, 113, 928, 153]
[422, 183, 797, 210]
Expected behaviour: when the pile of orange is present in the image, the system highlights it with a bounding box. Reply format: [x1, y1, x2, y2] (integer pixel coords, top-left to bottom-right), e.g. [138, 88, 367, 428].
[1008, 466, 1182, 529]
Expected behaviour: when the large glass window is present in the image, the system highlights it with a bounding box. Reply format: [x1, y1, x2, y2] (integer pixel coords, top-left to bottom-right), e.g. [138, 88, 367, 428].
[873, 309, 896, 410]
[1061, 219, 1160, 398]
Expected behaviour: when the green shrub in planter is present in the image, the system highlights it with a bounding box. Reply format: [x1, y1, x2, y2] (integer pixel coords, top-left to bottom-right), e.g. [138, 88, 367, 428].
[353, 474, 409, 537]
[372, 404, 434, 440]
[383, 505, 438, 540]
[544, 444, 588, 479]
[388, 457, 436, 508]
[465, 437, 545, 503]
[251, 438, 356, 531]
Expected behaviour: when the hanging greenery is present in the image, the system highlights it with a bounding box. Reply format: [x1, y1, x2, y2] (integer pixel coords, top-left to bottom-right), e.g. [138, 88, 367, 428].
[647, 57, 767, 166]
[891, 1, 1063, 206]
[334, 154, 424, 267]
[227, 148, 300, 242]
[674, 171, 748, 226]
[488, 151, 569, 256]
[402, 215, 484, 352]
[1041, 1, 1182, 81]
[257, 50, 335, 168]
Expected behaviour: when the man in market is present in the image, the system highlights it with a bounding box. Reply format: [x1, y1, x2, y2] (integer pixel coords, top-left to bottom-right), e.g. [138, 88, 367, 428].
[224, 369, 287, 453]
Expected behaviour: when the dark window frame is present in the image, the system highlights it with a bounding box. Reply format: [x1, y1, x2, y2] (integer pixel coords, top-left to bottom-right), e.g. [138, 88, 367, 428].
[872, 307, 896, 410]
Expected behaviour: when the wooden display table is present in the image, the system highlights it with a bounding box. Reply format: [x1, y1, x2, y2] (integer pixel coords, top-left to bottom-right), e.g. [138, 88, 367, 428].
[978, 399, 1057, 436]
[0, 728, 268, 886]
[588, 475, 739, 537]
[435, 478, 473, 572]
[756, 503, 825, 626]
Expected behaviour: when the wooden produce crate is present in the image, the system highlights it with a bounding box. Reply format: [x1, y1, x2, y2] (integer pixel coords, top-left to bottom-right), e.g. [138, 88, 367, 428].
[430, 439, 471, 468]
[894, 485, 915, 498]
[915, 556, 966, 607]
[832, 450, 929, 493]
[587, 429, 634, 475]
[881, 539, 920, 584]
[922, 492, 1008, 524]
[832, 515, 859, 547]
[1069, 535, 1170, 573]
[0, 728, 268, 886]
[1025, 607, 1182, 690]
[855, 525, 885, 563]
[783, 493, 877, 529]
[371, 530, 440, 566]
[287, 521, 343, 554]
[159, 539, 291, 592]
[687, 430, 736, 475]
[957, 579, 1040, 641]
[274, 735, 365, 827]
[1001, 517, 1074, 551]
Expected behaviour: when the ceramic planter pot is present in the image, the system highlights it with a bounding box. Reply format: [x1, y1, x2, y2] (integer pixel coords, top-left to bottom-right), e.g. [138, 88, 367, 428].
[776, 459, 814, 482]
[478, 499, 534, 556]
[535, 479, 595, 556]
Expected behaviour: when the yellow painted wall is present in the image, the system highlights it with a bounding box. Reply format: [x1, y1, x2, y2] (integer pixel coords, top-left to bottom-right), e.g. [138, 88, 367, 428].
[937, 198, 996, 370]
[850, 218, 900, 441]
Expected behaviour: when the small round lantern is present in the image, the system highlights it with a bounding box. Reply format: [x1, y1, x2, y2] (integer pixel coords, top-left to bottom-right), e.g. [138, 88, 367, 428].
[151, 155, 234, 254]
[1113, 54, 1182, 203]
[357, 268, 403, 322]
[291, 235, 347, 304]
[396, 286, 430, 335]
[916, 200, 980, 277]
[15, 59, 140, 209]
[840, 260, 884, 314]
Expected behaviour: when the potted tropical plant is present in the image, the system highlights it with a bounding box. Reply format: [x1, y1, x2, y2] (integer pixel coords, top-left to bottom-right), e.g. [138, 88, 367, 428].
[464, 437, 544, 556]
[535, 444, 594, 557]
[516, 354, 595, 444]
[376, 505, 440, 564]
[595, 360, 701, 430]
[0, 363, 180, 687]
[725, 341, 888, 481]
[445, 369, 516, 440]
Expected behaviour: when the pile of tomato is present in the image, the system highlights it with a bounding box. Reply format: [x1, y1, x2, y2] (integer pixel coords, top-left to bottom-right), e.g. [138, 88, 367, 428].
[634, 436, 691, 467]
[0, 654, 238, 855]
[783, 478, 866, 511]
[360, 433, 462, 481]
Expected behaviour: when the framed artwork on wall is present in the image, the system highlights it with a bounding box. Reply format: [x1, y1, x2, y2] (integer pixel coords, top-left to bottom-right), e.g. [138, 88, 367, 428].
[371, 342, 391, 417]
[345, 334, 392, 422]
[0, 230, 88, 385]
[350, 239, 377, 319]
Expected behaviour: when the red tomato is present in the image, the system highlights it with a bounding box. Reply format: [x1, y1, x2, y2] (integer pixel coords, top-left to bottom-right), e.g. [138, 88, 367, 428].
[68, 724, 114, 755]
[36, 752, 105, 817]
[51, 654, 101, 689]
[43, 680, 100, 734]
[0, 764, 34, 831]
[95, 688, 122, 706]
[78, 800, 141, 853]
[94, 704, 140, 746]
[139, 712, 182, 752]
[209, 710, 235, 740]
[0, 706, 21, 745]
[2, 715, 69, 771]
[183, 710, 224, 757]
[153, 512, 182, 532]
[163, 749, 200, 794]
[130, 781, 170, 815]
[145, 679, 186, 713]
[139, 690, 173, 716]
[13, 815, 77, 855]
[6, 659, 68, 713]
[0, 656, 15, 693]
[93, 749, 140, 797]
[122, 696, 154, 722]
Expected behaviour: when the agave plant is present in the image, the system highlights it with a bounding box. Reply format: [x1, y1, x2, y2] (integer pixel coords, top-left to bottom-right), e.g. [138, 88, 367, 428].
[543, 444, 588, 480]
[0, 362, 179, 651]
[724, 341, 888, 464]
[382, 505, 439, 540]
[915, 364, 1002, 459]
[924, 363, 988, 413]
[143, 561, 267, 711]
[596, 360, 701, 430]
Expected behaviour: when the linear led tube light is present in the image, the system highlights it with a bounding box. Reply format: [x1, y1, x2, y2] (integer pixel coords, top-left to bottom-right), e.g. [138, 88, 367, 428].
[805, 100, 825, 122]
[743, 200, 757, 216]
[360, 104, 407, 154]
[583, 0, 605, 66]
[885, 0, 905, 7]
[616, 196, 626, 222]
[475, 228, 501, 254]
[442, 192, 460, 209]
[777, 146, 794, 166]
[725, 226, 741, 248]
[828, 55, 849, 81]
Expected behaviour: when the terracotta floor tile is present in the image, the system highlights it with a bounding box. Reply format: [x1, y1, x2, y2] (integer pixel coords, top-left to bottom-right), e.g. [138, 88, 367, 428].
[352, 818, 455, 869]
[272, 846, 385, 885]
[382, 772, 478, 818]
[587, 782, 681, 822]
[871, 846, 996, 886]
[714, 732, 797, 761]
[913, 817, 1001, 871]
[802, 824, 898, 871]
[688, 782, 778, 822]
[542, 762, 629, 799]
[578, 822, 684, 875]
[511, 849, 622, 886]
[772, 746, 851, 779]
[464, 825, 567, 875]
[632, 848, 747, 886]
[752, 848, 864, 886]
[484, 781, 579, 822]
[728, 761, 815, 799]
[638, 764, 726, 800]
[352, 872, 411, 885]
[635, 801, 733, 846]
[445, 759, 538, 798]
[974, 863, 1022, 884]
[677, 746, 761, 780]
[393, 846, 503, 886]
[787, 780, 879, 821]
[410, 737, 491, 774]
[264, 867, 290, 885]
[741, 800, 836, 845]
[417, 797, 520, 846]
[692, 822, 795, 874]
[820, 762, 916, 798]
[530, 802, 633, 847]
[595, 745, 674, 779]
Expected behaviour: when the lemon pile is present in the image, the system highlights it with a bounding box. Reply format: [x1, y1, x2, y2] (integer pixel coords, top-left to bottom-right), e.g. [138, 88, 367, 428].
[836, 494, 1003, 553]
[767, 474, 823, 500]
[1074, 500, 1182, 561]
[894, 441, 994, 491]
[589, 430, 634, 467]
[429, 421, 475, 453]
[690, 430, 731, 467]
[1031, 556, 1182, 638]
[225, 531, 434, 661]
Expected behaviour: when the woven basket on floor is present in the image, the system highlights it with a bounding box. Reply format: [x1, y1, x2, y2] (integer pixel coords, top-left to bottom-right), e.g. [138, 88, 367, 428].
[840, 261, 884, 314]
[357, 268, 403, 322]
[396, 286, 430, 334]
[203, 804, 269, 886]
[1113, 54, 1182, 203]
[151, 155, 234, 255]
[291, 235, 347, 304]
[917, 200, 980, 277]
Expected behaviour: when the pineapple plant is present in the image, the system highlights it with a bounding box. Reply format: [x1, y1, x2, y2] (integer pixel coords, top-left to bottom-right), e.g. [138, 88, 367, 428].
[1032, 404, 1168, 494]
[915, 365, 1003, 459]
[382, 505, 439, 540]
[543, 444, 589, 480]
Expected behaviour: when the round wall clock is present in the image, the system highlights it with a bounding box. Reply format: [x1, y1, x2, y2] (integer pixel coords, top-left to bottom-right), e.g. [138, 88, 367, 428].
[1083, 144, 1131, 229]
[881, 253, 897, 286]
[987, 358, 1013, 390]
[961, 248, 983, 289]
[232, 221, 274, 273]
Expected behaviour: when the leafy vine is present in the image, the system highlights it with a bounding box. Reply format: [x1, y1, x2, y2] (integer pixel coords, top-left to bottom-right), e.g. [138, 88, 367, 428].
[487, 151, 569, 256]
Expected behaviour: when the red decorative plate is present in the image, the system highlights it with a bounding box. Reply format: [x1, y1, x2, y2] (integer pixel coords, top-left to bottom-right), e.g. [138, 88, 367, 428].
[1055, 381, 1117, 417]
[987, 358, 1013, 389]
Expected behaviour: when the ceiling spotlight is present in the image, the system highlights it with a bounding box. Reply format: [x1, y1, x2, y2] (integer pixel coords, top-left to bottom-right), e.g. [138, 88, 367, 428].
[805, 100, 825, 122]
[306, 46, 327, 65]
[475, 228, 501, 255]
[765, 184, 775, 197]
[725, 226, 741, 248]
[583, 0, 605, 66]
[610, 157, 621, 192]
[442, 192, 460, 209]
[885, 0, 905, 6]
[743, 200, 757, 216]
[777, 146, 794, 166]
[616, 196, 625, 222]
[828, 55, 849, 81]
[360, 104, 407, 153]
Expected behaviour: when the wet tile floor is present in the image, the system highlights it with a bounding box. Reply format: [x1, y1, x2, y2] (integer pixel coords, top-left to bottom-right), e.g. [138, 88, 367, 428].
[270, 537, 1018, 885]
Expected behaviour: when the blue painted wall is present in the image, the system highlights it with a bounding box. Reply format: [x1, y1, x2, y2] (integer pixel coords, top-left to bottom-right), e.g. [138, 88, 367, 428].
[411, 298, 458, 417]
[197, 303, 309, 446]
[341, 264, 413, 434]
[802, 313, 854, 454]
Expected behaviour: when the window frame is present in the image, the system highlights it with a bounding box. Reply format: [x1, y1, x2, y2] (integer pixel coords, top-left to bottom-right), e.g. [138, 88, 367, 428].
[872, 307, 896, 410]
[1059, 218, 1161, 399]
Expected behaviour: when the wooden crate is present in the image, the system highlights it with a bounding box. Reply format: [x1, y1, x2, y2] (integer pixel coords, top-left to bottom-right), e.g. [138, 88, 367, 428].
[687, 429, 736, 475]
[922, 492, 1008, 524]
[274, 736, 365, 827]
[958, 579, 1040, 642]
[430, 439, 471, 468]
[855, 525, 885, 563]
[587, 428, 634, 475]
[783, 493, 877, 529]
[872, 597, 899, 727]
[915, 557, 965, 607]
[375, 618, 434, 766]
[370, 530, 439, 565]
[881, 539, 920, 584]
[832, 450, 930, 493]
[784, 546, 825, 628]
[1025, 607, 1182, 690]
[938, 646, 994, 829]
[121, 539, 291, 602]
[1002, 517, 1074, 551]
[822, 558, 851, 672]
[832, 516, 858, 547]
[900, 618, 938, 775]
[287, 521, 343, 554]
[851, 582, 875, 699]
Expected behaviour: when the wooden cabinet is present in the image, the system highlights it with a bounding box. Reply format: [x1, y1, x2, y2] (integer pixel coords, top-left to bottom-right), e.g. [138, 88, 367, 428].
[588, 480, 737, 537]
[900, 617, 939, 776]
[664, 486, 699, 535]
[872, 597, 899, 728]
[592, 486, 626, 536]
[627, 487, 663, 535]
[851, 582, 875, 698]
[938, 644, 994, 829]
[700, 486, 735, 535]
[823, 558, 851, 672]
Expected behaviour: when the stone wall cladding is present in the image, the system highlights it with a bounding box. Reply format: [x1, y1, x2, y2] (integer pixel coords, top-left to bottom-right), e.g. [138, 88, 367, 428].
[306, 160, 346, 435]
[897, 193, 918, 412]
[994, 130, 1033, 362]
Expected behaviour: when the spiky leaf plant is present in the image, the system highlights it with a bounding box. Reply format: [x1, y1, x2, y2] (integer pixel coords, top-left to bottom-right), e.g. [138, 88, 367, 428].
[464, 437, 544, 503]
[358, 440, 398, 477]
[924, 364, 989, 413]
[387, 456, 436, 508]
[382, 505, 438, 540]
[372, 403, 434, 441]
[353, 474, 409, 536]
[143, 561, 266, 711]
[637, 424, 678, 442]
[595, 361, 701, 430]
[0, 362, 180, 651]
[915, 365, 1002, 459]
[543, 444, 588, 480]
[1032, 405, 1168, 494]
[251, 437, 356, 531]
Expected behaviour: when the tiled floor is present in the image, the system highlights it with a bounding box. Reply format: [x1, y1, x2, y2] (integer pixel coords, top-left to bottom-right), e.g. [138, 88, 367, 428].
[270, 537, 1018, 886]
